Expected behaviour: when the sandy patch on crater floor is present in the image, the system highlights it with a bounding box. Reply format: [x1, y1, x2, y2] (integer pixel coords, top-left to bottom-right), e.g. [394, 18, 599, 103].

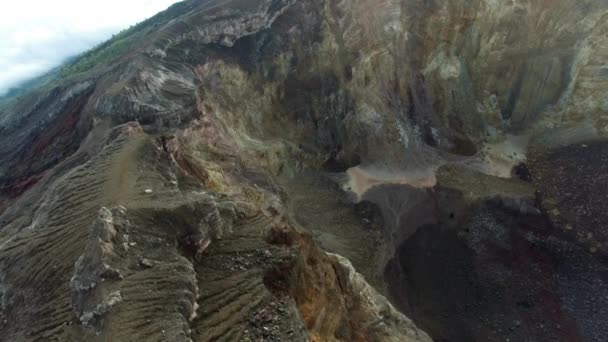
[344, 166, 437, 201]
[478, 134, 530, 178]
[342, 134, 532, 200]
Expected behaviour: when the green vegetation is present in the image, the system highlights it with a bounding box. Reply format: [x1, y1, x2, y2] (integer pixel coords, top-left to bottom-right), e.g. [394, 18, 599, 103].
[58, 0, 195, 79]
[0, 0, 196, 105]
[58, 31, 135, 78]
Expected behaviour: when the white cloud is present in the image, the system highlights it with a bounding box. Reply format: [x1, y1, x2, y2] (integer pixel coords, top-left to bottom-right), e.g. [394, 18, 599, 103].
[0, 0, 181, 95]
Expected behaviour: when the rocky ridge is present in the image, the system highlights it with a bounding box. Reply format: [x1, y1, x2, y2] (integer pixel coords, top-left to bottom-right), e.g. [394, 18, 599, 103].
[0, 0, 607, 341]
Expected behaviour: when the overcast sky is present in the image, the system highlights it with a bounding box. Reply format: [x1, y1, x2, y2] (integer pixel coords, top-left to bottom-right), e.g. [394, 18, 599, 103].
[0, 0, 180, 95]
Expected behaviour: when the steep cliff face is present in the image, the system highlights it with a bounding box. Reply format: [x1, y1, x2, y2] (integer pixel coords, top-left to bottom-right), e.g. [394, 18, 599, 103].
[3, 0, 607, 195]
[0, 0, 607, 341]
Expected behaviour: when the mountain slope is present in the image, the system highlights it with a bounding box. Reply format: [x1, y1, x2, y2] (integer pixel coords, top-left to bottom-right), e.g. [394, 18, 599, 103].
[1, 0, 607, 341]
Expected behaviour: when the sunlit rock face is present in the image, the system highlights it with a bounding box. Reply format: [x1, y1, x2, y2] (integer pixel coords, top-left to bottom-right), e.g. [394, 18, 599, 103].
[2, 0, 607, 192]
[0, 0, 607, 341]
[173, 0, 608, 184]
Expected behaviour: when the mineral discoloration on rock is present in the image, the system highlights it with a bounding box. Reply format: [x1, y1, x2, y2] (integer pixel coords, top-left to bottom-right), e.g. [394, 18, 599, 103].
[330, 253, 432, 342]
[263, 219, 431, 341]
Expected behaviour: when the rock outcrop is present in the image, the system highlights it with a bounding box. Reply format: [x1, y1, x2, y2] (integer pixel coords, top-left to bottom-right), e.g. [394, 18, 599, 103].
[70, 206, 130, 325]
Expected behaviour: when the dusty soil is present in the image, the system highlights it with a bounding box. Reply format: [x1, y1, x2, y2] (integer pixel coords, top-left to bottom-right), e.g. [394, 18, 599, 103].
[386, 199, 608, 342]
[381, 143, 608, 342]
[529, 140, 608, 257]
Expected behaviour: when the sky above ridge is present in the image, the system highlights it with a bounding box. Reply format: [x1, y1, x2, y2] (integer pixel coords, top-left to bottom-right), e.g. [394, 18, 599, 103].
[0, 0, 180, 95]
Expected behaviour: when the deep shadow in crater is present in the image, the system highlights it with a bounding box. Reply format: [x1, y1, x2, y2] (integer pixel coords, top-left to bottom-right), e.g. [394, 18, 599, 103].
[322, 150, 361, 173]
[385, 190, 608, 342]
